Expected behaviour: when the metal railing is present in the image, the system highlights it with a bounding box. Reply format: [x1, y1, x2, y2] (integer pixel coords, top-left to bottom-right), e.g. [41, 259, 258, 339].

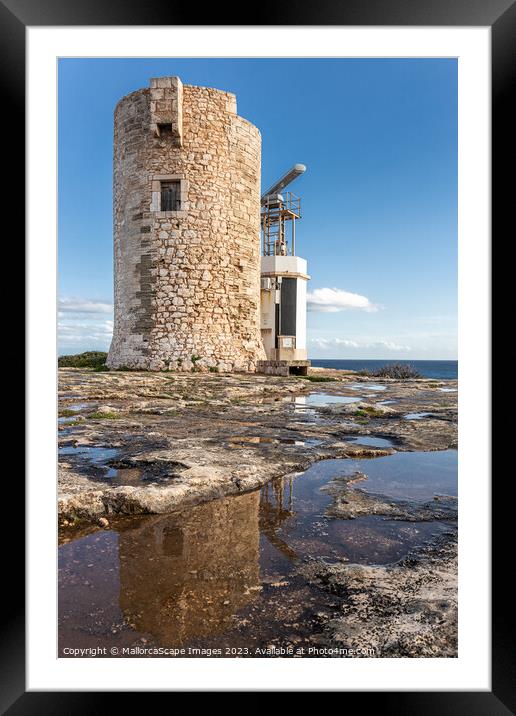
[261, 192, 302, 256]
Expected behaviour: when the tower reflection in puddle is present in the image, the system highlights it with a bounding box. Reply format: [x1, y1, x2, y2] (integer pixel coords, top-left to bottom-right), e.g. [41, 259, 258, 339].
[259, 475, 299, 563]
[118, 490, 261, 646]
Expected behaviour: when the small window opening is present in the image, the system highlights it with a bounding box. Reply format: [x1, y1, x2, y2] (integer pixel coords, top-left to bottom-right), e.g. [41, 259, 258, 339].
[157, 123, 173, 136]
[161, 180, 181, 212]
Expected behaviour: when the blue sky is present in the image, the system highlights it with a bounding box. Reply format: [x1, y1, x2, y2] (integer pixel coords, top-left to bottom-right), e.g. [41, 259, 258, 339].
[58, 58, 457, 359]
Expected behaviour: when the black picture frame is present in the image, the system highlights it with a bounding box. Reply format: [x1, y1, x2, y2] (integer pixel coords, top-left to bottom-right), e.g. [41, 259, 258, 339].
[9, 0, 506, 708]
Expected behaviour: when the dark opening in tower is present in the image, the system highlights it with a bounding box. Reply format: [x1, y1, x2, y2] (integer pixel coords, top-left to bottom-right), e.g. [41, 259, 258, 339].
[160, 180, 181, 211]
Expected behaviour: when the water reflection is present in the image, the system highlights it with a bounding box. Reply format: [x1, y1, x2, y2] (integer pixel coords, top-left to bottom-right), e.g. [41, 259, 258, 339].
[260, 477, 300, 563]
[305, 393, 361, 406]
[345, 435, 394, 448]
[118, 492, 261, 644]
[348, 383, 387, 392]
[59, 445, 120, 464]
[226, 436, 322, 448]
[59, 450, 457, 653]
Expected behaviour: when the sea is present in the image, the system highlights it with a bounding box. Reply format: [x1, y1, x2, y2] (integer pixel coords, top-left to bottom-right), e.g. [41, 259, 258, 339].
[309, 359, 458, 380]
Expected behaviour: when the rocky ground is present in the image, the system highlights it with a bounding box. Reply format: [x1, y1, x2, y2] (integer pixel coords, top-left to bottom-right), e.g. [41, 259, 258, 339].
[322, 472, 457, 522]
[58, 366, 458, 658]
[297, 532, 458, 658]
[58, 366, 457, 523]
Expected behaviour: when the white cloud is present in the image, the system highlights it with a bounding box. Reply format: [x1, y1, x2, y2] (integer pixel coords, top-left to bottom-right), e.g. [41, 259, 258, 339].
[376, 341, 411, 351]
[310, 338, 360, 349]
[58, 319, 113, 336]
[307, 287, 379, 313]
[59, 297, 113, 315]
[310, 337, 411, 351]
[58, 297, 114, 353]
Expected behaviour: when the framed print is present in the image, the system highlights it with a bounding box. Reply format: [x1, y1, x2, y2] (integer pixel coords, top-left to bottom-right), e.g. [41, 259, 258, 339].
[7, 0, 508, 707]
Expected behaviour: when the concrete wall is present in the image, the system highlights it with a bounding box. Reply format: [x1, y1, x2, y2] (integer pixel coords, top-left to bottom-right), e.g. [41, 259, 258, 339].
[259, 255, 309, 361]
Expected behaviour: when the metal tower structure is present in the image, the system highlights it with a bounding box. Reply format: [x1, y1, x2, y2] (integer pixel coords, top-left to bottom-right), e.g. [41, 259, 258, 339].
[258, 164, 311, 375]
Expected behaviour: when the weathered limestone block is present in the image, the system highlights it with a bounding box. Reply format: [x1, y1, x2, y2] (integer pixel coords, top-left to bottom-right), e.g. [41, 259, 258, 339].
[149, 76, 183, 145]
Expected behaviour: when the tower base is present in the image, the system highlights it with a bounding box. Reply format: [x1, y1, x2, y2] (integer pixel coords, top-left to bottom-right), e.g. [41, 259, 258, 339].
[256, 359, 310, 377]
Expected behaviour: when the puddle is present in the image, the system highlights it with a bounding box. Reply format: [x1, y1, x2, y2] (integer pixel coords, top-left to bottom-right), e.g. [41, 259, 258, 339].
[286, 397, 322, 421]
[59, 448, 457, 655]
[104, 467, 145, 485]
[68, 402, 90, 411]
[324, 450, 457, 501]
[377, 400, 396, 406]
[228, 436, 275, 444]
[103, 466, 182, 487]
[345, 435, 394, 448]
[305, 393, 361, 406]
[349, 383, 387, 392]
[59, 445, 120, 464]
[404, 412, 434, 420]
[291, 397, 313, 410]
[280, 396, 360, 424]
[226, 436, 322, 448]
[58, 445, 184, 486]
[439, 388, 457, 393]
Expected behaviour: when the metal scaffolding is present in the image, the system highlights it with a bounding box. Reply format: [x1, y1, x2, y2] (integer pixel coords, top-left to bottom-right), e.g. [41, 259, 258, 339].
[261, 192, 302, 257]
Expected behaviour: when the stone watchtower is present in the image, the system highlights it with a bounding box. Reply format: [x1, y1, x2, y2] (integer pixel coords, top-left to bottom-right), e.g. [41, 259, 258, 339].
[107, 77, 266, 372]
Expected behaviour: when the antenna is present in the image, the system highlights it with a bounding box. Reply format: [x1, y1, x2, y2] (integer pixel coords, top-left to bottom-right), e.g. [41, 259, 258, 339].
[261, 164, 306, 205]
[261, 164, 306, 256]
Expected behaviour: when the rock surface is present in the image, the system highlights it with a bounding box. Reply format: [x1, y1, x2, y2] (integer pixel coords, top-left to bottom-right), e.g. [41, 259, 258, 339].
[322, 473, 458, 521]
[298, 532, 458, 657]
[58, 367, 457, 522]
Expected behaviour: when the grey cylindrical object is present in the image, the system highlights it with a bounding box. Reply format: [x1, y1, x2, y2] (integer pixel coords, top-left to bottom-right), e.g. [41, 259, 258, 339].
[261, 163, 306, 203]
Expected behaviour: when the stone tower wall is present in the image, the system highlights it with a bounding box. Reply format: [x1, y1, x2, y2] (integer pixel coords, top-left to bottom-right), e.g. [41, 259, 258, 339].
[107, 77, 266, 372]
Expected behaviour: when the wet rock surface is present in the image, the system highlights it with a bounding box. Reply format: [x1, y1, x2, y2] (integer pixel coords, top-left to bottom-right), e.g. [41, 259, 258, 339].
[323, 473, 458, 522]
[58, 367, 458, 658]
[58, 367, 457, 520]
[297, 532, 458, 658]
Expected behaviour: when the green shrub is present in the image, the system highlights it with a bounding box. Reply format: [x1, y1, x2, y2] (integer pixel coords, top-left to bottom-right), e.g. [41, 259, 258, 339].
[359, 363, 421, 379]
[58, 351, 107, 369]
[363, 406, 384, 417]
[59, 409, 77, 417]
[90, 411, 120, 420]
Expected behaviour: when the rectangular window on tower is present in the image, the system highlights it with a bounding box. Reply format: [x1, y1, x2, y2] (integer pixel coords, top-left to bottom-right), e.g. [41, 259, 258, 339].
[160, 180, 181, 211]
